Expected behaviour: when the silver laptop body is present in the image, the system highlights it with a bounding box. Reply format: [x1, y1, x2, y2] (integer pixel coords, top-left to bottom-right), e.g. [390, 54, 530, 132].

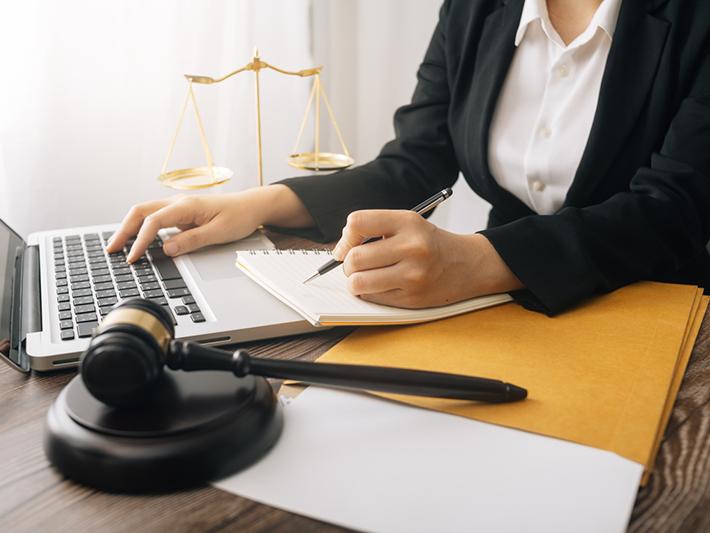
[0, 218, 318, 372]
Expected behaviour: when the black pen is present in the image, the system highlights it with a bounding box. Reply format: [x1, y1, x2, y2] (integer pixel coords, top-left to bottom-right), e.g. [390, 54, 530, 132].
[302, 188, 454, 284]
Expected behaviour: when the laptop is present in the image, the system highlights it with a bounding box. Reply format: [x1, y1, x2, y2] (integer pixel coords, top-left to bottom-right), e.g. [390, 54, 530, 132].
[0, 217, 319, 372]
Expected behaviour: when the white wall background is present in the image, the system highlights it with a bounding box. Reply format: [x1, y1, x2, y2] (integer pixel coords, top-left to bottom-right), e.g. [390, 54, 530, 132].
[311, 0, 492, 234]
[0, 0, 490, 239]
[0, 0, 315, 237]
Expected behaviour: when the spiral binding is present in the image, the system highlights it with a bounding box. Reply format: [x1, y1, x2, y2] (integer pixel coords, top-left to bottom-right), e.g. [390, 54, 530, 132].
[246, 249, 331, 255]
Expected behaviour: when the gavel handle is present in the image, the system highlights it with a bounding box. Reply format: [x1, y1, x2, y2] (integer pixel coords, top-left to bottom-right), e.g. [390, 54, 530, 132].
[168, 341, 527, 404]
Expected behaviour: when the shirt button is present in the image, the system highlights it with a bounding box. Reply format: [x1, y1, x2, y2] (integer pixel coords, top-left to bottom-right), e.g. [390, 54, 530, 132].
[531, 179, 546, 193]
[557, 64, 570, 78]
[539, 126, 552, 139]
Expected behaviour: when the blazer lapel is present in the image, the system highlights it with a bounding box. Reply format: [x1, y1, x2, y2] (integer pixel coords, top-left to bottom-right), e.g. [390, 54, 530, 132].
[564, 0, 670, 206]
[464, 0, 533, 219]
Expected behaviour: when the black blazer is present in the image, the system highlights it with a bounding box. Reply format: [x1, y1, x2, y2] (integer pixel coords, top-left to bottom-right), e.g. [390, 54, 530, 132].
[279, 0, 710, 315]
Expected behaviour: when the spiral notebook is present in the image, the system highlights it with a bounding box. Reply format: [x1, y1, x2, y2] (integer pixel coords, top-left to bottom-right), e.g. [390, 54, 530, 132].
[235, 249, 512, 326]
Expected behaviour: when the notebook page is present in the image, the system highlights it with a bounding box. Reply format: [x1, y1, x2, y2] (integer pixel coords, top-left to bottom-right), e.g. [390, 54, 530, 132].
[236, 250, 511, 326]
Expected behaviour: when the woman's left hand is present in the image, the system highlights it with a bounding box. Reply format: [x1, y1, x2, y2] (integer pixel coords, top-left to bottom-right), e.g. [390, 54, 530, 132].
[331, 210, 523, 308]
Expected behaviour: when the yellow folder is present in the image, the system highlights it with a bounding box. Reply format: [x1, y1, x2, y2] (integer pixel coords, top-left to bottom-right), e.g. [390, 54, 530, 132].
[314, 282, 708, 482]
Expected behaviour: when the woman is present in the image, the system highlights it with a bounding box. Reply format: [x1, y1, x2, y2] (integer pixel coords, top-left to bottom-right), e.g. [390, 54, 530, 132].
[108, 0, 710, 315]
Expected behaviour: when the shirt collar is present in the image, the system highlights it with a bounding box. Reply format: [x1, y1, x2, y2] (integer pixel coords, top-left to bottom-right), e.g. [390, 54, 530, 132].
[514, 0, 623, 47]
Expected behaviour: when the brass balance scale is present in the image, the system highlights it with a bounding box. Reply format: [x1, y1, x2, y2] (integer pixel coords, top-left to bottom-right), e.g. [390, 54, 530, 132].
[159, 48, 353, 190]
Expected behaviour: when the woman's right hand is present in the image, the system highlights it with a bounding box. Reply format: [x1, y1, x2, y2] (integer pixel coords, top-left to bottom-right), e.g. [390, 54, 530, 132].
[106, 185, 313, 262]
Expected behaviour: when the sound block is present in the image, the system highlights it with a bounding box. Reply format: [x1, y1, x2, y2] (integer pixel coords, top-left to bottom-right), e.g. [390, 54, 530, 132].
[44, 369, 283, 493]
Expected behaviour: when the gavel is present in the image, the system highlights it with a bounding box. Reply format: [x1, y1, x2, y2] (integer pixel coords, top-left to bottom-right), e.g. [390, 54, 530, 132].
[80, 298, 527, 408]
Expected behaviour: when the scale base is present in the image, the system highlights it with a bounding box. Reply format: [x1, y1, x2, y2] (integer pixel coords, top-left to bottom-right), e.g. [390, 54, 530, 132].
[44, 370, 283, 493]
[288, 152, 354, 171]
[158, 166, 233, 190]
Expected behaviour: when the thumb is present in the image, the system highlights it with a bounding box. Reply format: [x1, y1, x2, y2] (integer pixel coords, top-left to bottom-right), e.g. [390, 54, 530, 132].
[162, 225, 215, 256]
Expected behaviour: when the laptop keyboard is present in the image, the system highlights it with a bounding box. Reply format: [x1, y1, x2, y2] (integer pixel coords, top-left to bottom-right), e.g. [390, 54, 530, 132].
[53, 231, 206, 341]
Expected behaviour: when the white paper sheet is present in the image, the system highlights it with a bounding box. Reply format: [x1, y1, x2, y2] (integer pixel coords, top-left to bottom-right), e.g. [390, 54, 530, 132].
[215, 387, 643, 533]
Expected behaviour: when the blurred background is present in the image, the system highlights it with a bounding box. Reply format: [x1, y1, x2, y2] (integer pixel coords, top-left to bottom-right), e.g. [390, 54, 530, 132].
[0, 0, 490, 239]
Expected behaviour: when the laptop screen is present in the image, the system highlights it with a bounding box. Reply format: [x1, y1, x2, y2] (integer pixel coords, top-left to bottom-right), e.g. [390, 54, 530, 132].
[0, 219, 25, 368]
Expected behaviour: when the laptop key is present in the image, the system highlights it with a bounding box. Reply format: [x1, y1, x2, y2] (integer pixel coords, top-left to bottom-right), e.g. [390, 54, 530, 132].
[174, 305, 189, 316]
[56, 286, 69, 295]
[56, 279, 68, 287]
[119, 288, 140, 298]
[57, 294, 70, 303]
[71, 281, 91, 290]
[149, 296, 168, 306]
[99, 306, 113, 317]
[140, 281, 160, 291]
[92, 274, 112, 284]
[73, 288, 93, 298]
[143, 289, 164, 299]
[77, 321, 98, 338]
[190, 312, 205, 323]
[73, 295, 94, 306]
[75, 304, 95, 314]
[114, 274, 133, 283]
[58, 302, 71, 312]
[94, 281, 115, 291]
[149, 248, 181, 281]
[186, 303, 200, 314]
[96, 289, 116, 299]
[167, 288, 190, 298]
[97, 296, 118, 307]
[117, 281, 137, 290]
[56, 272, 67, 280]
[58, 310, 72, 321]
[182, 295, 196, 305]
[60, 320, 74, 330]
[61, 330, 75, 341]
[70, 274, 89, 283]
[163, 278, 187, 290]
[76, 312, 97, 323]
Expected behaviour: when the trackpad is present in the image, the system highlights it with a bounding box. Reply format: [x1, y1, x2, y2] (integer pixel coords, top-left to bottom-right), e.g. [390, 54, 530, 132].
[184, 233, 275, 282]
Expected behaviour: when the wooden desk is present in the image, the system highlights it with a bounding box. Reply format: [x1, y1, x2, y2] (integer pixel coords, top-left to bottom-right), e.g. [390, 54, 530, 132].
[1, 233, 709, 532]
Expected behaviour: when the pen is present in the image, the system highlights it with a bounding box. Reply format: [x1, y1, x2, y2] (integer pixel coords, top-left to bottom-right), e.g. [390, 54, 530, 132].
[302, 187, 453, 284]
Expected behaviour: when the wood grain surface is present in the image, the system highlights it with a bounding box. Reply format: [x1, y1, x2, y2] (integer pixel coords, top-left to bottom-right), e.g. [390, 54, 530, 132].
[0, 232, 708, 532]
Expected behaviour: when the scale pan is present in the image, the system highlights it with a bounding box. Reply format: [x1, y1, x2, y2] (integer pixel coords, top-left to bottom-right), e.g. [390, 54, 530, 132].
[288, 152, 354, 171]
[158, 166, 233, 190]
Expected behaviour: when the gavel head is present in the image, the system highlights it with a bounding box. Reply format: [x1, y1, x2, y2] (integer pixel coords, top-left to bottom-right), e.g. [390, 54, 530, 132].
[80, 298, 175, 408]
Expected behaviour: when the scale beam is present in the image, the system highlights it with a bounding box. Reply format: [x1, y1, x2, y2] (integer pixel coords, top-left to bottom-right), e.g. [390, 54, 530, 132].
[159, 48, 353, 191]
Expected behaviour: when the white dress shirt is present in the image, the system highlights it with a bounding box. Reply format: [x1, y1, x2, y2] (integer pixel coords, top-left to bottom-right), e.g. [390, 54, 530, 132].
[488, 0, 623, 215]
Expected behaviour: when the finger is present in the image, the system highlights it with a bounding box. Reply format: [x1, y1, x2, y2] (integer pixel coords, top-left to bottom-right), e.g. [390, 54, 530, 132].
[127, 202, 202, 262]
[342, 236, 405, 276]
[162, 223, 219, 256]
[106, 199, 172, 253]
[346, 264, 405, 296]
[332, 210, 417, 260]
